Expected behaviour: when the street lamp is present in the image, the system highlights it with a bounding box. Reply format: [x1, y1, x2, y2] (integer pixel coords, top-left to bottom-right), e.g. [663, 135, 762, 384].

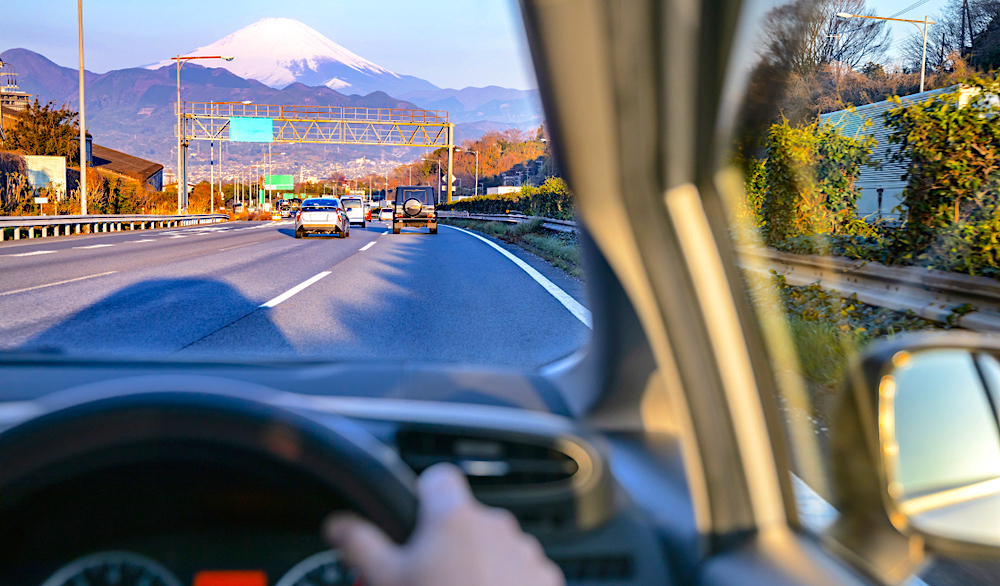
[77, 0, 88, 215]
[836, 12, 935, 92]
[457, 148, 479, 197]
[170, 54, 234, 214]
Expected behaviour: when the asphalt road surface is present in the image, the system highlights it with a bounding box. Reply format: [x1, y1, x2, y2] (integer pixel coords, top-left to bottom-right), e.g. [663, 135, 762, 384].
[0, 220, 590, 366]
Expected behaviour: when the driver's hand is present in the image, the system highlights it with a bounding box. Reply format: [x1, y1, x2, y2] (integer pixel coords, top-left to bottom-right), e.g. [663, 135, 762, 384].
[324, 463, 565, 586]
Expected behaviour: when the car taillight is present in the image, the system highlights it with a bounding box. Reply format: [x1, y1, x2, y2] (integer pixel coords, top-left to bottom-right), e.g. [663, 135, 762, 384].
[395, 213, 403, 218]
[427, 212, 436, 218]
[295, 212, 301, 222]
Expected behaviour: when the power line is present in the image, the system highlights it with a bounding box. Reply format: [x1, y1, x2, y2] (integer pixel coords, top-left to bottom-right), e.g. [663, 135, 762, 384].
[889, 0, 932, 19]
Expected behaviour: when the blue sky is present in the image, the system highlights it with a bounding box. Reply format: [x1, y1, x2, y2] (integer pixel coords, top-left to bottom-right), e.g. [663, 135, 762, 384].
[869, 0, 950, 63]
[2, 0, 538, 90]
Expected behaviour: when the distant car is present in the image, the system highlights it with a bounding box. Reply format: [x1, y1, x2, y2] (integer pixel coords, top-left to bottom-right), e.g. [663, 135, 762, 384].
[392, 186, 437, 234]
[341, 197, 366, 228]
[294, 197, 349, 239]
[365, 207, 372, 222]
[378, 207, 393, 221]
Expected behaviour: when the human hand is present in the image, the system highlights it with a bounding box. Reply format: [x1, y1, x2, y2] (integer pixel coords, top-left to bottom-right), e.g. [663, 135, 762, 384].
[324, 463, 565, 586]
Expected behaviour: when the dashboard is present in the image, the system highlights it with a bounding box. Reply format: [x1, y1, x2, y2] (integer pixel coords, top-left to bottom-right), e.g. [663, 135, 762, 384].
[0, 359, 673, 586]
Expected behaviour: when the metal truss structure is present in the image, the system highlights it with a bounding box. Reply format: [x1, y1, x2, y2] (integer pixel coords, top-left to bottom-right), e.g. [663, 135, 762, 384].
[181, 102, 453, 148]
[177, 101, 456, 202]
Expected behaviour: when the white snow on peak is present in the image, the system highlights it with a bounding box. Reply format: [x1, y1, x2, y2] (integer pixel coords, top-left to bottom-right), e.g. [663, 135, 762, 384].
[146, 17, 399, 88]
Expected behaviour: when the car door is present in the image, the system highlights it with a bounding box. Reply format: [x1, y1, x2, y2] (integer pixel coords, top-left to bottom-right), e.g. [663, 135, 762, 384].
[521, 0, 997, 585]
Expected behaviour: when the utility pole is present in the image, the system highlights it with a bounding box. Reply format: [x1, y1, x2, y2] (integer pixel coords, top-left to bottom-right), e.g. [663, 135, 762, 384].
[837, 13, 934, 93]
[77, 0, 87, 215]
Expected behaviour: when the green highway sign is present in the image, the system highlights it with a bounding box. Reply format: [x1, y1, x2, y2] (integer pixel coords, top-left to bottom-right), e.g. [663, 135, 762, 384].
[265, 175, 294, 191]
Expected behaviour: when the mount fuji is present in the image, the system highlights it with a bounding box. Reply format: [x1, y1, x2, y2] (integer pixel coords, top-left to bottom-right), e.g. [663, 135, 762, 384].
[147, 18, 439, 96]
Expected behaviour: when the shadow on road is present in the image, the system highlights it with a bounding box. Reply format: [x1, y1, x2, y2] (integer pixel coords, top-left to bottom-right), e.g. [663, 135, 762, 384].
[21, 278, 294, 358]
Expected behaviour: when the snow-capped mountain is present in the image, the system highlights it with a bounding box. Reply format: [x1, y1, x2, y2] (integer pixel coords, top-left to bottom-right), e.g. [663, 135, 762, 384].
[147, 17, 438, 96]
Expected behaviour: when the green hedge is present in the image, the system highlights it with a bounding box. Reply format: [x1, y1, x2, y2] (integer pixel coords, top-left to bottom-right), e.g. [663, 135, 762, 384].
[758, 118, 876, 246]
[437, 177, 574, 220]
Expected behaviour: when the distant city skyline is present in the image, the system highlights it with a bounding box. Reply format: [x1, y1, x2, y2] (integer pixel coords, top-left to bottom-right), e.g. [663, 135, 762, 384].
[1, 0, 538, 90]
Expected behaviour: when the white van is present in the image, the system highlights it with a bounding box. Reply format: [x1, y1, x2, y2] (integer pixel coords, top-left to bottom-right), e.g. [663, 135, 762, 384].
[341, 197, 366, 228]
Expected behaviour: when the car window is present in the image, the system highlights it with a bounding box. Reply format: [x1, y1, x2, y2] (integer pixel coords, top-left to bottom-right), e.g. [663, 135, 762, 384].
[302, 199, 340, 209]
[726, 0, 1000, 578]
[396, 188, 434, 204]
[0, 0, 586, 373]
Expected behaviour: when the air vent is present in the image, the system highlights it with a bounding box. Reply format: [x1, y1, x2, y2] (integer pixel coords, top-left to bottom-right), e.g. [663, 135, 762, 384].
[395, 429, 580, 487]
[551, 555, 635, 582]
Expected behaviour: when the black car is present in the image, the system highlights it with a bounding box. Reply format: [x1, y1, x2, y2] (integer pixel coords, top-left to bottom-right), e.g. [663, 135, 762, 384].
[392, 186, 437, 234]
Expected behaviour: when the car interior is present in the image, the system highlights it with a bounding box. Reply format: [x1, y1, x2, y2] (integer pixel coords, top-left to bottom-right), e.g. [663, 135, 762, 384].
[3, 0, 1000, 585]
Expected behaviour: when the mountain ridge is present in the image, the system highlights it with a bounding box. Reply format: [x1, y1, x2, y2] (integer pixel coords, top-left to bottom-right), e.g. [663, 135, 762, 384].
[145, 18, 438, 96]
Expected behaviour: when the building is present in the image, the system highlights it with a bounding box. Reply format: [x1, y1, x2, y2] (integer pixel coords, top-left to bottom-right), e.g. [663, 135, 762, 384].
[91, 144, 164, 192]
[486, 186, 520, 195]
[820, 85, 976, 222]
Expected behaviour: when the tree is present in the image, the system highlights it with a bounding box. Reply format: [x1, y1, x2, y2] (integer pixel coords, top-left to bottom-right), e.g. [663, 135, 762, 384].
[760, 0, 890, 73]
[1, 100, 81, 164]
[900, 0, 1000, 73]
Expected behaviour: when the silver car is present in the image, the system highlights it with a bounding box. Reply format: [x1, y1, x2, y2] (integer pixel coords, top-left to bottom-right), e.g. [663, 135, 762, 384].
[294, 197, 350, 239]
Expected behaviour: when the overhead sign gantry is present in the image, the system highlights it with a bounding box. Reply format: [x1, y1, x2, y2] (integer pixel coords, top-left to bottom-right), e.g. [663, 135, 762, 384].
[176, 102, 456, 209]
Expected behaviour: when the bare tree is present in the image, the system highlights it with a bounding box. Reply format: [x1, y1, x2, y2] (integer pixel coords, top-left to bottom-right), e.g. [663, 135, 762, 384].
[760, 0, 890, 73]
[900, 0, 1000, 72]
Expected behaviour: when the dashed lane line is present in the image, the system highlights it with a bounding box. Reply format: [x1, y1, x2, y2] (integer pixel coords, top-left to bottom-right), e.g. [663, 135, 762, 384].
[72, 244, 115, 249]
[259, 272, 331, 308]
[2, 250, 58, 257]
[219, 241, 261, 252]
[126, 239, 157, 243]
[359, 241, 376, 251]
[0, 271, 118, 297]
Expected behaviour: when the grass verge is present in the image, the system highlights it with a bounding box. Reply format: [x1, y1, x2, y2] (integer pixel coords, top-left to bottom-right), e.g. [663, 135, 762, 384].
[440, 218, 582, 279]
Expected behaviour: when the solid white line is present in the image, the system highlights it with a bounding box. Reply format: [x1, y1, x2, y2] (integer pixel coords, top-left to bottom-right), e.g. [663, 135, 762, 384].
[3, 250, 58, 257]
[126, 239, 156, 243]
[72, 244, 114, 249]
[444, 225, 592, 328]
[259, 271, 331, 308]
[0, 271, 118, 297]
[359, 241, 376, 251]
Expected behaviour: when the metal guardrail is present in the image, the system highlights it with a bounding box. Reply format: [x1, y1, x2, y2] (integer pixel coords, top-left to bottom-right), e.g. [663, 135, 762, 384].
[438, 210, 1000, 331]
[0, 214, 229, 241]
[436, 210, 578, 234]
[737, 246, 1000, 332]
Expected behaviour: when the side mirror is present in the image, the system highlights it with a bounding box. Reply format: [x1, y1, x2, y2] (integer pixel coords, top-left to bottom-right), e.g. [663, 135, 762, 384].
[830, 332, 1000, 583]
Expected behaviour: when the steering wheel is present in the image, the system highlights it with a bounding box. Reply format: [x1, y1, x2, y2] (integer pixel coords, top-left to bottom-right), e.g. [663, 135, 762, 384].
[0, 389, 419, 543]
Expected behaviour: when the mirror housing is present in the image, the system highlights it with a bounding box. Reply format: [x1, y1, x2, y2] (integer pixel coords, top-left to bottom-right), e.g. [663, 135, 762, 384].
[830, 332, 1000, 583]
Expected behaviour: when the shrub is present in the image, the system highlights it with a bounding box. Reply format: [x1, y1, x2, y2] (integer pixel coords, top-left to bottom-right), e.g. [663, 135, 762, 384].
[438, 178, 574, 220]
[885, 75, 1000, 270]
[760, 118, 876, 245]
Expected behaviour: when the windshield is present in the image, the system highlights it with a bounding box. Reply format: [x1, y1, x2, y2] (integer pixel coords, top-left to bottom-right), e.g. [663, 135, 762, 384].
[0, 1, 588, 372]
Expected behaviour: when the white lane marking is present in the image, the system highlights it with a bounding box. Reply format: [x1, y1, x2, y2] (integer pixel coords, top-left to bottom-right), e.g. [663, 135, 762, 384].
[259, 272, 331, 308]
[126, 239, 156, 243]
[218, 241, 260, 252]
[359, 241, 376, 251]
[2, 250, 58, 257]
[383, 230, 390, 234]
[445, 225, 592, 328]
[72, 244, 114, 249]
[0, 271, 118, 297]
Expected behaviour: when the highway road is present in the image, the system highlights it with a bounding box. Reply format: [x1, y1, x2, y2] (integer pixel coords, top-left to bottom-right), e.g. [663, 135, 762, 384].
[0, 220, 590, 367]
